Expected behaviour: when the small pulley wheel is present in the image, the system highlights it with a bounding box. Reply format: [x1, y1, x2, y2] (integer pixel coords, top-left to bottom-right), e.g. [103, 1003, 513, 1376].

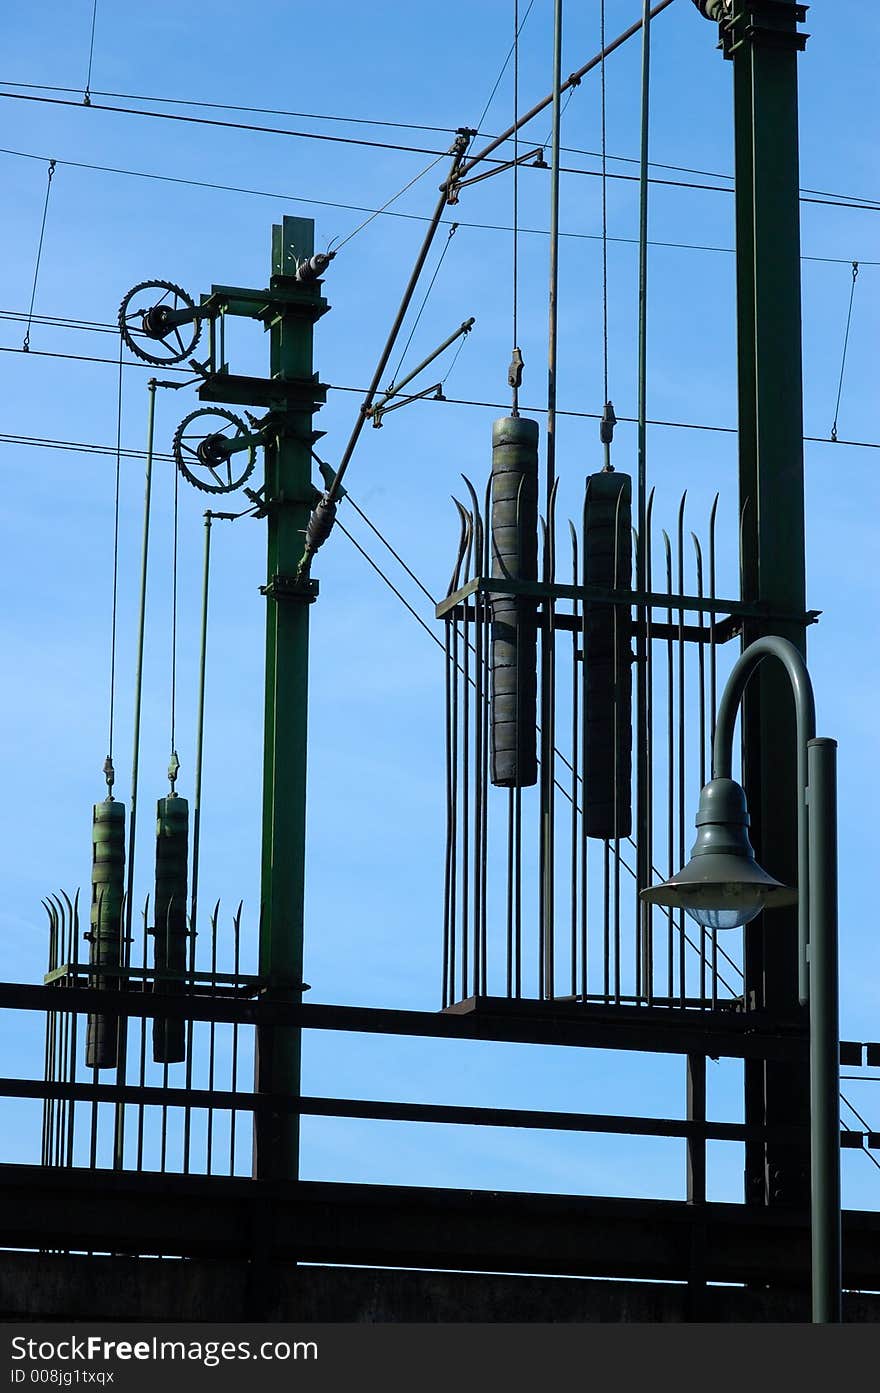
[118, 280, 202, 365]
[173, 408, 257, 494]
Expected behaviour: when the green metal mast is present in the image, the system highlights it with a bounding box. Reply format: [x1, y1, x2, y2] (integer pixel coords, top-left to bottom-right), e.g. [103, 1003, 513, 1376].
[251, 216, 328, 1181]
[708, 0, 811, 1208]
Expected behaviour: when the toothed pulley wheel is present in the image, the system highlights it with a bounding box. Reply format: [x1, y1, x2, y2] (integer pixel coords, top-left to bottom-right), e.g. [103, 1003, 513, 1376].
[173, 408, 257, 494]
[118, 279, 202, 365]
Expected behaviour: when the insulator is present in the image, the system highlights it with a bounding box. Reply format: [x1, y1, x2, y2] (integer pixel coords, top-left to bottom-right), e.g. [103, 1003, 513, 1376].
[86, 798, 126, 1070]
[489, 415, 539, 788]
[295, 251, 335, 282]
[584, 471, 633, 839]
[305, 491, 337, 554]
[152, 794, 189, 1065]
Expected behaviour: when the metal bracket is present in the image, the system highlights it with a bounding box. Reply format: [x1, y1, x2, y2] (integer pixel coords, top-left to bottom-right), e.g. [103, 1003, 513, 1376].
[260, 573, 319, 603]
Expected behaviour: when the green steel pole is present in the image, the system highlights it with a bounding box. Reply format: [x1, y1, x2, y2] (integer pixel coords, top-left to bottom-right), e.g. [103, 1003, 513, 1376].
[253, 216, 327, 1181]
[726, 0, 811, 1213]
[807, 736, 841, 1322]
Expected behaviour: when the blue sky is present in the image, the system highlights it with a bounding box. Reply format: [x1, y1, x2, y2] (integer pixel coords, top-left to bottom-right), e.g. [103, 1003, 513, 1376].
[1, 1, 878, 1211]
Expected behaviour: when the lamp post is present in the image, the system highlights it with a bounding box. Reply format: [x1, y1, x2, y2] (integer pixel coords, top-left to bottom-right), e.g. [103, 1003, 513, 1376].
[641, 635, 841, 1323]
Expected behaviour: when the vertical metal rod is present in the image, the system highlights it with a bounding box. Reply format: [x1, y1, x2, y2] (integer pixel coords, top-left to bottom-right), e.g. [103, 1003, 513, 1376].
[569, 524, 579, 998]
[462, 480, 483, 995]
[136, 898, 148, 1171]
[206, 899, 219, 1174]
[708, 495, 719, 1007]
[183, 510, 212, 1168]
[634, 0, 652, 1010]
[159, 904, 170, 1174]
[693, 532, 707, 1003]
[541, 0, 562, 1000]
[449, 584, 460, 1006]
[514, 783, 522, 997]
[116, 377, 158, 1171]
[443, 620, 454, 1009]
[664, 531, 674, 1002]
[545, 486, 559, 998]
[644, 489, 656, 1004]
[481, 478, 492, 995]
[677, 494, 687, 1008]
[67, 893, 80, 1167]
[546, 0, 562, 521]
[230, 901, 242, 1176]
[580, 487, 590, 1001]
[807, 736, 841, 1323]
[461, 519, 473, 1001]
[612, 491, 624, 1006]
[40, 903, 52, 1166]
[687, 1053, 707, 1204]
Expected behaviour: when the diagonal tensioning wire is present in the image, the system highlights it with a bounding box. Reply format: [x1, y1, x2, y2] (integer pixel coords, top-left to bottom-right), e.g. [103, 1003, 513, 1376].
[21, 159, 56, 352]
[331, 151, 446, 252]
[386, 222, 459, 391]
[473, 0, 537, 135]
[831, 260, 859, 442]
[83, 0, 99, 105]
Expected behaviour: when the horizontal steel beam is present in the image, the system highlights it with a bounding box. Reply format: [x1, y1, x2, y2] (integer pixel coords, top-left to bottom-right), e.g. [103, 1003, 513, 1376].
[1, 1165, 878, 1289]
[0, 982, 809, 1060]
[2, 1077, 807, 1144]
[436, 576, 822, 628]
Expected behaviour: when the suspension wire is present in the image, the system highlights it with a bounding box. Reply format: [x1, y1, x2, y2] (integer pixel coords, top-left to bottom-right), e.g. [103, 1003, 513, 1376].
[21, 159, 56, 352]
[387, 222, 459, 390]
[831, 260, 860, 442]
[104, 331, 124, 796]
[598, 0, 616, 473]
[600, 0, 609, 406]
[546, 0, 563, 514]
[169, 440, 180, 787]
[83, 1, 99, 105]
[442, 328, 471, 386]
[511, 0, 521, 417]
[332, 153, 446, 252]
[474, 0, 537, 134]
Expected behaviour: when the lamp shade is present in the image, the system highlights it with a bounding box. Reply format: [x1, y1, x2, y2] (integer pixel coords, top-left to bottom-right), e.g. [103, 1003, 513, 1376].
[640, 777, 796, 929]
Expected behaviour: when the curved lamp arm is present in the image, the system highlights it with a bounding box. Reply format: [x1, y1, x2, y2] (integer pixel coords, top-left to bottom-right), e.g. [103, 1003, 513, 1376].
[712, 635, 816, 1005]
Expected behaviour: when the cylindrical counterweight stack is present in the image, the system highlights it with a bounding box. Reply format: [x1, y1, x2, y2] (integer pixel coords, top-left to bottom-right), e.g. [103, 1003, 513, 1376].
[489, 416, 539, 788]
[584, 471, 633, 838]
[152, 793, 189, 1064]
[86, 797, 126, 1069]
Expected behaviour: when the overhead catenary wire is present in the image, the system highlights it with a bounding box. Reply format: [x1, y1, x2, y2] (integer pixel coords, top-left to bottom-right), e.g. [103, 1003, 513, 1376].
[2, 147, 878, 266]
[831, 261, 860, 442]
[3, 77, 878, 211]
[3, 87, 878, 215]
[21, 159, 56, 352]
[3, 402, 880, 456]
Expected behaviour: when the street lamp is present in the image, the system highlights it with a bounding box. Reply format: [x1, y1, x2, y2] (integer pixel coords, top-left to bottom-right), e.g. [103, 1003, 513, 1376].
[641, 635, 841, 1323]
